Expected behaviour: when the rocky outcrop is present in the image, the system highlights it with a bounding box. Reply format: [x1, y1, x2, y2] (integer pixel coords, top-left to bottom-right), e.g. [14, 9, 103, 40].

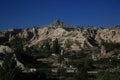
[95, 28, 120, 44]
[0, 20, 120, 73]
[0, 21, 120, 51]
[100, 45, 107, 57]
[0, 45, 25, 69]
[0, 45, 13, 53]
[26, 27, 97, 50]
[52, 19, 64, 28]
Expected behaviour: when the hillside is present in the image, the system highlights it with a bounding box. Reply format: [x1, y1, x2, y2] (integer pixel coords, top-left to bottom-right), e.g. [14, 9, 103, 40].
[0, 20, 120, 50]
[0, 20, 120, 80]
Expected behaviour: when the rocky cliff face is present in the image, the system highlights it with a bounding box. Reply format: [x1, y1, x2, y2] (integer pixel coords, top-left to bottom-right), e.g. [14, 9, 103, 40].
[0, 20, 120, 72]
[95, 28, 120, 44]
[0, 22, 120, 52]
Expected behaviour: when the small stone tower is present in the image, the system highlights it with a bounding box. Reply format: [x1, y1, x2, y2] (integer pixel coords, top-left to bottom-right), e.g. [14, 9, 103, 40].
[54, 19, 60, 26]
[52, 19, 64, 28]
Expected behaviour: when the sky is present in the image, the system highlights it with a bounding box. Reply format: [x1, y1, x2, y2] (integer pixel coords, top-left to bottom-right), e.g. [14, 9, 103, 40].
[0, 0, 120, 30]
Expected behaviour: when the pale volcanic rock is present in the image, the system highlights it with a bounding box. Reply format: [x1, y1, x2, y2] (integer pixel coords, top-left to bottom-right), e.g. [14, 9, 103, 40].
[0, 45, 13, 53]
[95, 28, 120, 44]
[0, 21, 120, 51]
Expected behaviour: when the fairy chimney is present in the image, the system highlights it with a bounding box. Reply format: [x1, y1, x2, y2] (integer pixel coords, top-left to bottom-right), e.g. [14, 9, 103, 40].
[101, 45, 106, 57]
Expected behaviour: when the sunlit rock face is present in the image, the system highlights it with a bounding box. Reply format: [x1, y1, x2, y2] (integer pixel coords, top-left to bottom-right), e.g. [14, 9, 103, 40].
[0, 20, 120, 51]
[0, 45, 13, 53]
[95, 28, 120, 44]
[0, 20, 120, 72]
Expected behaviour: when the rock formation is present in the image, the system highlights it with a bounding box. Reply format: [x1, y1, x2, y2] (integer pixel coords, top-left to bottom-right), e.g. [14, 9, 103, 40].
[0, 20, 120, 51]
[52, 19, 64, 28]
[100, 45, 107, 57]
[0, 45, 13, 53]
[0, 20, 120, 73]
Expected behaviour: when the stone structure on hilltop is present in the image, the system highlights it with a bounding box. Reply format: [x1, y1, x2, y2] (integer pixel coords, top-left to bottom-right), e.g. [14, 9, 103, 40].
[52, 19, 64, 28]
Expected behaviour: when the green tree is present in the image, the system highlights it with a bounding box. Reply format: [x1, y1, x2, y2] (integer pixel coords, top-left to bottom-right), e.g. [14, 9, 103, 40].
[44, 41, 51, 51]
[75, 57, 89, 80]
[43, 40, 52, 55]
[101, 40, 120, 52]
[0, 53, 22, 80]
[52, 38, 61, 54]
[75, 67, 88, 80]
[97, 70, 111, 80]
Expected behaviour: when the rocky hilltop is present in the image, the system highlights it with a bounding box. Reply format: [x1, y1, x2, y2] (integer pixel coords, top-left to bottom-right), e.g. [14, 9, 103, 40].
[0, 20, 120, 80]
[0, 20, 120, 52]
